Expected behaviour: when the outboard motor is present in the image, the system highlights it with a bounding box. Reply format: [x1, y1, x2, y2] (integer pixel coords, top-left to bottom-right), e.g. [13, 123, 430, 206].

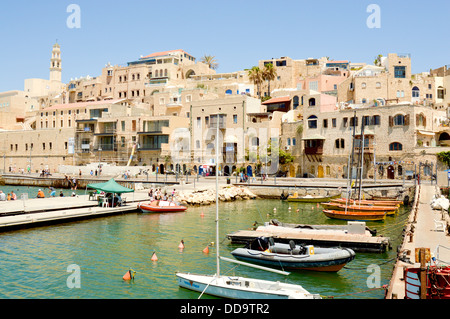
[248, 237, 270, 251]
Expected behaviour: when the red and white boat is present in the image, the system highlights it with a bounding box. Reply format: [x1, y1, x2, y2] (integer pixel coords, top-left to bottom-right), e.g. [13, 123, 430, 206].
[138, 200, 187, 213]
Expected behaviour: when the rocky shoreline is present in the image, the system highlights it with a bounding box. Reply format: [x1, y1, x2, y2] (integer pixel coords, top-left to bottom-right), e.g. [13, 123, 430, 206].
[176, 186, 258, 206]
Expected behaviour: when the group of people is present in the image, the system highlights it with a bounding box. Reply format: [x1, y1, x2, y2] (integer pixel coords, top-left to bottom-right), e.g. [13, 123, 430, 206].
[0, 190, 17, 201]
[148, 188, 177, 202]
[36, 187, 69, 198]
[39, 169, 52, 178]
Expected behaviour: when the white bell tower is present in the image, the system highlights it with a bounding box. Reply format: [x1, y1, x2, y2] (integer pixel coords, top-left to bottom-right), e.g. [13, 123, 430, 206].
[50, 42, 62, 83]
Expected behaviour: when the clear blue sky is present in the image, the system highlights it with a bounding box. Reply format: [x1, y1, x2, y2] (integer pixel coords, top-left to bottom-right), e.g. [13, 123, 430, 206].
[0, 0, 448, 92]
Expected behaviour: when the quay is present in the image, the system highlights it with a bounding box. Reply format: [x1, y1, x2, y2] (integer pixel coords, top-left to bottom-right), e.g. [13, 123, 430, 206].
[386, 183, 450, 299]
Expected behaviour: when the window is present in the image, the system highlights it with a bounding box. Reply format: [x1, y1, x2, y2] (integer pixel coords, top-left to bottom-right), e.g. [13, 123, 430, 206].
[362, 82, 366, 89]
[293, 96, 299, 109]
[394, 66, 406, 78]
[393, 114, 406, 126]
[307, 115, 318, 129]
[335, 139, 345, 149]
[292, 138, 296, 146]
[42, 143, 46, 150]
[121, 121, 125, 131]
[308, 98, 316, 106]
[350, 117, 358, 127]
[373, 115, 380, 125]
[389, 142, 403, 151]
[197, 117, 201, 128]
[309, 81, 318, 91]
[233, 115, 238, 124]
[376, 82, 381, 88]
[343, 117, 348, 128]
[323, 119, 328, 128]
[332, 118, 337, 128]
[412, 86, 420, 98]
[287, 138, 291, 146]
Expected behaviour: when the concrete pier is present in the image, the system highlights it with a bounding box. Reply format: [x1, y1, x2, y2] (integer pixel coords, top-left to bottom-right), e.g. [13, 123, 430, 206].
[386, 183, 450, 299]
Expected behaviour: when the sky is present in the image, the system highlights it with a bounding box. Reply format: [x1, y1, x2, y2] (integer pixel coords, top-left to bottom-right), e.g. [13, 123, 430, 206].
[0, 0, 449, 92]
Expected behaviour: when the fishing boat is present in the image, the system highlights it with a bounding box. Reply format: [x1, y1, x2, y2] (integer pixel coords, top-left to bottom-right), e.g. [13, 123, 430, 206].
[323, 209, 386, 222]
[287, 192, 341, 203]
[321, 202, 398, 215]
[231, 237, 355, 272]
[176, 116, 321, 299]
[330, 198, 401, 207]
[138, 200, 187, 213]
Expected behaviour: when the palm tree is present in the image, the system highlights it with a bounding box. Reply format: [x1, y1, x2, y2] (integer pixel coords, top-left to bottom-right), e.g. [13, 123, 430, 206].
[200, 55, 219, 70]
[248, 66, 263, 98]
[262, 63, 277, 97]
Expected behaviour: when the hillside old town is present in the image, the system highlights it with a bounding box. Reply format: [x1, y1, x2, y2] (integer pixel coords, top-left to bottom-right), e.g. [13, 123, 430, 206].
[1, 44, 450, 180]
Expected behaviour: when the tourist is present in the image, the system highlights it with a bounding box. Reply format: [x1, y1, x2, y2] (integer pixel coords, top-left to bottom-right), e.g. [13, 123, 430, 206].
[48, 187, 56, 197]
[37, 189, 45, 198]
[71, 192, 76, 197]
[10, 191, 17, 200]
[59, 190, 64, 197]
[90, 170, 94, 177]
[148, 189, 153, 200]
[0, 191, 5, 201]
[7, 193, 11, 201]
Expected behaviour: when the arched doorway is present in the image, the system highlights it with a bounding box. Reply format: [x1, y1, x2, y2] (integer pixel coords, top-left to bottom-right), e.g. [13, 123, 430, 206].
[159, 164, 165, 174]
[318, 165, 324, 178]
[185, 70, 196, 79]
[439, 132, 450, 146]
[289, 165, 296, 177]
[387, 166, 395, 179]
[224, 165, 230, 176]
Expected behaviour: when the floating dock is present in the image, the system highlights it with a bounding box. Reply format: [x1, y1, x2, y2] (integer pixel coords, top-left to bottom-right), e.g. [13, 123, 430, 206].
[0, 192, 150, 231]
[227, 223, 391, 253]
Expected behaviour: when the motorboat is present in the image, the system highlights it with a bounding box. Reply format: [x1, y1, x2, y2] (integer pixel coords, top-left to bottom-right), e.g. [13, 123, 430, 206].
[138, 200, 187, 213]
[231, 237, 355, 272]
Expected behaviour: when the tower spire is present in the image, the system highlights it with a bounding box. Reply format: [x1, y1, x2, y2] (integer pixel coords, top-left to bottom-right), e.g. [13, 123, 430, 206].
[50, 42, 62, 82]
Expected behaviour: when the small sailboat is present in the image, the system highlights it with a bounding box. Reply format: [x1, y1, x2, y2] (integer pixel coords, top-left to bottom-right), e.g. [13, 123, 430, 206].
[231, 237, 355, 272]
[330, 198, 401, 207]
[176, 116, 321, 299]
[321, 202, 398, 215]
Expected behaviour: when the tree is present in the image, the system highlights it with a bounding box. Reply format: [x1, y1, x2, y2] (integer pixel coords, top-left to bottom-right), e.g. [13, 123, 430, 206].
[200, 55, 219, 70]
[262, 63, 277, 97]
[248, 66, 263, 98]
[374, 54, 383, 66]
[437, 151, 450, 169]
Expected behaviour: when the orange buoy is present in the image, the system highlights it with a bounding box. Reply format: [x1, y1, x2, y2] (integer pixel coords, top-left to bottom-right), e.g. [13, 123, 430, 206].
[151, 252, 158, 261]
[178, 240, 185, 249]
[123, 269, 135, 281]
[203, 245, 209, 254]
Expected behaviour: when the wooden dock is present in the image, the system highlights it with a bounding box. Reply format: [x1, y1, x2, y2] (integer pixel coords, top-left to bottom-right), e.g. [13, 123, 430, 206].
[227, 225, 391, 253]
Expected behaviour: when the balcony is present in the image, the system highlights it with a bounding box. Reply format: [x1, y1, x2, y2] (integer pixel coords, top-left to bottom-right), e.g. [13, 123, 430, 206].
[305, 146, 323, 155]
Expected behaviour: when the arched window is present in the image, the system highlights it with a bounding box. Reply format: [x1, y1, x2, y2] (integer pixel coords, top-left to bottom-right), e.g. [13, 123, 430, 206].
[389, 142, 403, 151]
[155, 70, 159, 77]
[412, 86, 420, 98]
[393, 114, 405, 126]
[293, 96, 299, 109]
[164, 69, 168, 77]
[308, 98, 316, 106]
[335, 139, 345, 149]
[307, 115, 318, 129]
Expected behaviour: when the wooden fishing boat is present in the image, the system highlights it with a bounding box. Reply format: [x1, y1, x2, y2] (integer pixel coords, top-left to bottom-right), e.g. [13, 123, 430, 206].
[138, 200, 187, 213]
[231, 237, 355, 272]
[323, 209, 387, 222]
[321, 202, 397, 215]
[330, 198, 401, 207]
[287, 192, 341, 203]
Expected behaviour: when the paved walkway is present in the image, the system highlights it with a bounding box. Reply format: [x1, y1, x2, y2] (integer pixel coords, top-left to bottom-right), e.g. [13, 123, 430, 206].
[387, 183, 450, 299]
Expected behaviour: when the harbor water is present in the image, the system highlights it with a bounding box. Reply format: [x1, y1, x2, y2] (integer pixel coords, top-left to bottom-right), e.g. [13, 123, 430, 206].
[0, 189, 410, 299]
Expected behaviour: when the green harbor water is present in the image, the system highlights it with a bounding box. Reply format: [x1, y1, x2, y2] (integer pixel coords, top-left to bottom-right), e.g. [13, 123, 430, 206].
[0, 188, 410, 299]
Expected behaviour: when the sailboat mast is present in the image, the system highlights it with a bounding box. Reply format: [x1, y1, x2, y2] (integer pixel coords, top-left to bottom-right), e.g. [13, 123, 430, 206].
[347, 111, 357, 203]
[215, 114, 220, 277]
[358, 119, 366, 201]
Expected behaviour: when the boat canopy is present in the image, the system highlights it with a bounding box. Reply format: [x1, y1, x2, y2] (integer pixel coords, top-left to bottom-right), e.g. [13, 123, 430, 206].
[87, 179, 135, 194]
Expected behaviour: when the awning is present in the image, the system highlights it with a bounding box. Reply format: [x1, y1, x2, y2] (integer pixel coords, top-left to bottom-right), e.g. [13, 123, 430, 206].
[302, 134, 326, 140]
[87, 179, 135, 194]
[418, 130, 435, 136]
[354, 128, 375, 136]
[224, 135, 238, 143]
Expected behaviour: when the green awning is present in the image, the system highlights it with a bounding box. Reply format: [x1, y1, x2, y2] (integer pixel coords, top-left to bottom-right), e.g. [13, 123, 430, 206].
[87, 179, 135, 194]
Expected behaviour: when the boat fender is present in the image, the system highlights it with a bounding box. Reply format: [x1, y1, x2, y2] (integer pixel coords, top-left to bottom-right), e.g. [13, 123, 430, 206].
[308, 246, 315, 255]
[123, 269, 136, 281]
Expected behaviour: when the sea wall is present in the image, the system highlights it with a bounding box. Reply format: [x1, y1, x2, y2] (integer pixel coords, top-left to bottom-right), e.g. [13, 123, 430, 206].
[176, 186, 257, 206]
